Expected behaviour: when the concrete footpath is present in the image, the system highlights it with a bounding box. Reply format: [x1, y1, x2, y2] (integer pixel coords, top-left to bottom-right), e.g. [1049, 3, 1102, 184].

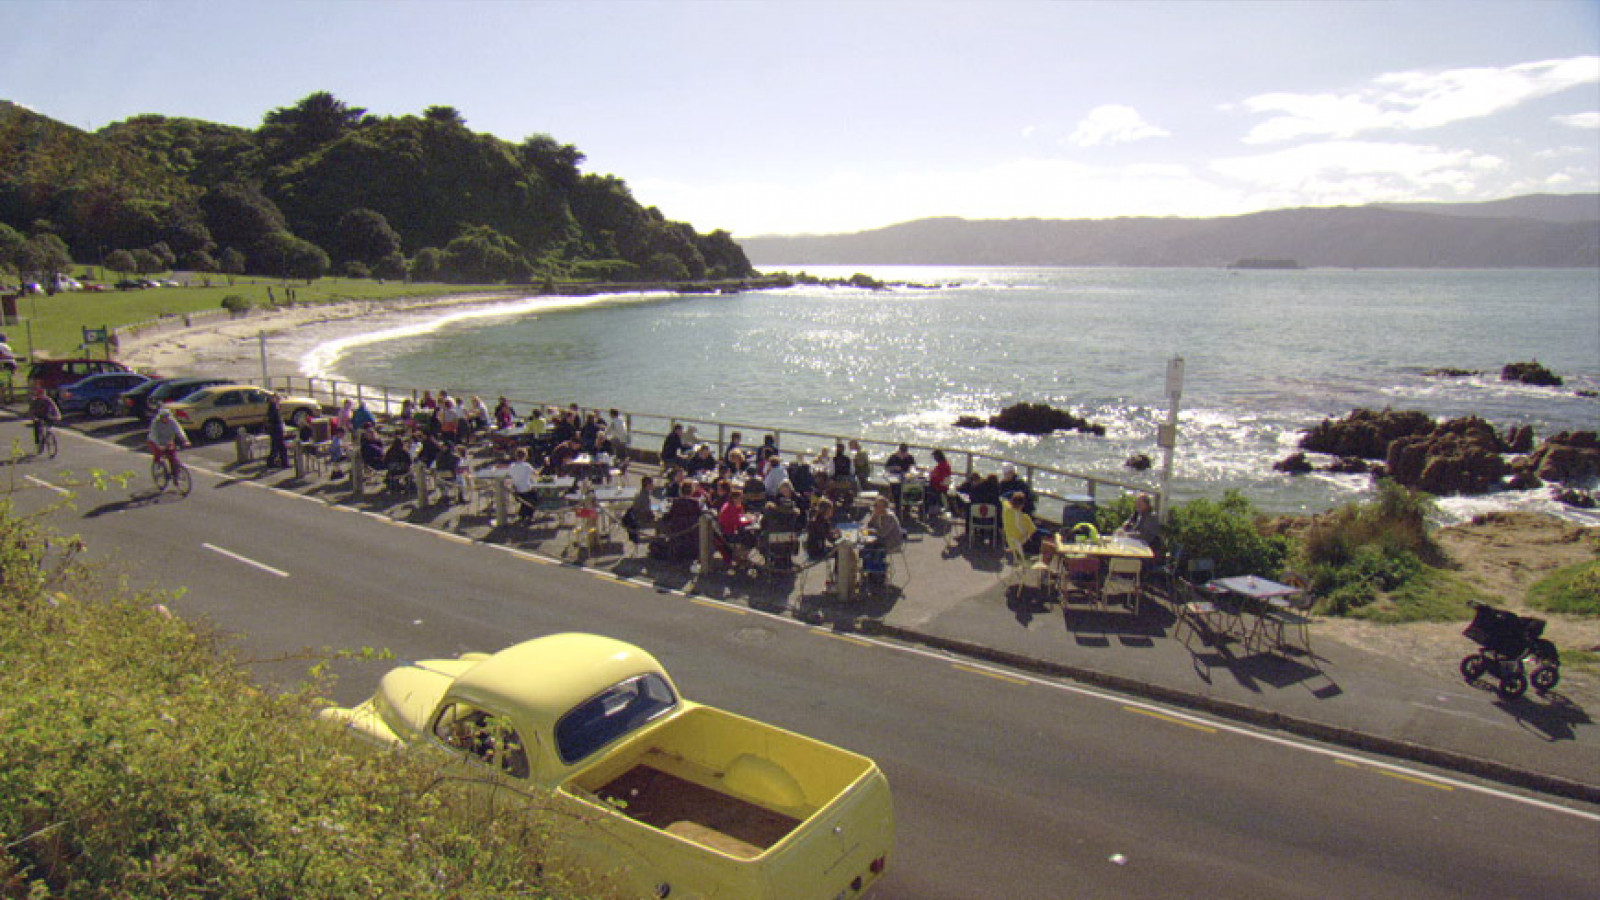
[36, 417, 1600, 805]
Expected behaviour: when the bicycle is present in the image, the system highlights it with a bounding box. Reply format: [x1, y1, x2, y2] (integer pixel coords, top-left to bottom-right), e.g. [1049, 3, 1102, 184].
[151, 449, 192, 497]
[34, 420, 58, 459]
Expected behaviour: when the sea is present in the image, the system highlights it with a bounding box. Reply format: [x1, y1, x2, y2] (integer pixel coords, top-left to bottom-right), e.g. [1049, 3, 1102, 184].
[285, 266, 1600, 525]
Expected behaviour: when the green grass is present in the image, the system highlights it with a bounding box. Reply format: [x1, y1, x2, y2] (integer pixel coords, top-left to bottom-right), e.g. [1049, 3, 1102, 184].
[1527, 558, 1600, 616]
[1340, 565, 1492, 624]
[0, 500, 590, 898]
[13, 277, 508, 359]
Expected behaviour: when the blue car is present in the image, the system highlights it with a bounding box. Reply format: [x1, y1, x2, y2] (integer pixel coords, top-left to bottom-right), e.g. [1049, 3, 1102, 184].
[58, 372, 152, 417]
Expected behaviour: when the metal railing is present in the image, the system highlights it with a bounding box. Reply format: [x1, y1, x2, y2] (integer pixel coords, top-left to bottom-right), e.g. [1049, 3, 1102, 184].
[264, 374, 1157, 512]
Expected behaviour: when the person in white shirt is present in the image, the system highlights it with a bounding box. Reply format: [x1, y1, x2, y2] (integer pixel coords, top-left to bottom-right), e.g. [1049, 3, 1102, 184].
[607, 409, 630, 459]
[764, 457, 789, 498]
[505, 447, 538, 521]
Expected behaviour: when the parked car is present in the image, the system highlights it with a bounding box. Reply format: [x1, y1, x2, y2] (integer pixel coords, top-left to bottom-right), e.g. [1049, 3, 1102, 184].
[138, 376, 234, 419]
[58, 372, 152, 417]
[27, 358, 133, 397]
[164, 384, 320, 441]
[118, 377, 171, 418]
[322, 634, 895, 900]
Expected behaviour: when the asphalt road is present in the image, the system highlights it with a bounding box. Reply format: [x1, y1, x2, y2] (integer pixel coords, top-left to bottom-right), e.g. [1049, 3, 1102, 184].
[8, 418, 1598, 899]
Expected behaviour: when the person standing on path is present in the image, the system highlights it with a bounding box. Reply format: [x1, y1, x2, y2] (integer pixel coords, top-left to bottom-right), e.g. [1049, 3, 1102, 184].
[265, 393, 289, 469]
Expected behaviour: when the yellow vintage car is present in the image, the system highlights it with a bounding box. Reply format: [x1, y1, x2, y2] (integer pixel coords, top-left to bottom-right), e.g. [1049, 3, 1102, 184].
[322, 633, 894, 899]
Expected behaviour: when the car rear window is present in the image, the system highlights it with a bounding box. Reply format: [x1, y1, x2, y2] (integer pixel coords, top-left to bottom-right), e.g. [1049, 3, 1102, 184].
[554, 673, 678, 765]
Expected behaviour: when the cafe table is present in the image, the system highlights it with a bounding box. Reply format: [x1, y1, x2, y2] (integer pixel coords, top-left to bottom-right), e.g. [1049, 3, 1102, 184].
[1209, 575, 1305, 653]
[1049, 535, 1153, 607]
[832, 523, 868, 603]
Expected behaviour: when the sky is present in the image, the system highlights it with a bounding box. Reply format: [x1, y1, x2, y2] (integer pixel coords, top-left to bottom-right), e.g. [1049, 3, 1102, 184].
[3, 0, 1598, 237]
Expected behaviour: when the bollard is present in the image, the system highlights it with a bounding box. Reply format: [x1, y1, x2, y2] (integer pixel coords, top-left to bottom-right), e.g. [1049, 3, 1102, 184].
[350, 453, 366, 497]
[495, 479, 510, 528]
[698, 512, 715, 574]
[293, 440, 308, 478]
[235, 428, 252, 465]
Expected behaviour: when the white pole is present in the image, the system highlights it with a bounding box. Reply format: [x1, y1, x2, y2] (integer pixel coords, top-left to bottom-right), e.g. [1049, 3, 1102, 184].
[258, 330, 268, 386]
[1157, 356, 1184, 524]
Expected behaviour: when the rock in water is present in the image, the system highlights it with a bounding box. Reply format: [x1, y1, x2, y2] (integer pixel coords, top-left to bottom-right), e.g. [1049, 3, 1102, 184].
[1501, 361, 1563, 387]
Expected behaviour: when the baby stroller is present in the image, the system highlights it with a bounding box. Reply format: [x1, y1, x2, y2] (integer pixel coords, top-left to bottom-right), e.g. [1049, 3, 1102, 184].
[1459, 601, 1561, 700]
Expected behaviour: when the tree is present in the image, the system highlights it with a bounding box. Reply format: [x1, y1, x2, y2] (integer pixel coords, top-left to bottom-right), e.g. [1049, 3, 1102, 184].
[105, 249, 138, 277]
[374, 251, 408, 281]
[410, 247, 444, 281]
[254, 230, 329, 280]
[201, 183, 288, 252]
[258, 91, 368, 165]
[331, 208, 401, 266]
[219, 247, 246, 284]
[518, 134, 585, 194]
[21, 233, 73, 287]
[131, 248, 162, 275]
[0, 224, 26, 280]
[441, 225, 522, 283]
[423, 106, 466, 128]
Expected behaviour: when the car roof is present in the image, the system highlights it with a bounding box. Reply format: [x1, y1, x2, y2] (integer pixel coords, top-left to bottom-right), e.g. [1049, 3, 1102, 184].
[74, 372, 149, 385]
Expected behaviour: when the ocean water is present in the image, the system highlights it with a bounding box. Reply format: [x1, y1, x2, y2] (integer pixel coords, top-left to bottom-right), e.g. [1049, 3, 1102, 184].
[290, 266, 1600, 523]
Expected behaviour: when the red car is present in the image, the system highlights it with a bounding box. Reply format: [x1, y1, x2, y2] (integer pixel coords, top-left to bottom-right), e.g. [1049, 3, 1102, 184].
[27, 358, 133, 397]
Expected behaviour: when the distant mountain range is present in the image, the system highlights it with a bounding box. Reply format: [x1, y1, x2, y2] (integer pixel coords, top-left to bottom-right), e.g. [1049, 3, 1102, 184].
[738, 194, 1600, 268]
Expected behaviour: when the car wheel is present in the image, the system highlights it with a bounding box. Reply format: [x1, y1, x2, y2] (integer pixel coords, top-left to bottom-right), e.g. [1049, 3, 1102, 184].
[290, 408, 313, 428]
[201, 419, 228, 442]
[86, 399, 111, 417]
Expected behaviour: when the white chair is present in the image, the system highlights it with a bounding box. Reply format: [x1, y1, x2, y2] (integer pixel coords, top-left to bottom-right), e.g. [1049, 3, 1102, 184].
[968, 503, 999, 548]
[1100, 557, 1143, 615]
[1002, 535, 1051, 599]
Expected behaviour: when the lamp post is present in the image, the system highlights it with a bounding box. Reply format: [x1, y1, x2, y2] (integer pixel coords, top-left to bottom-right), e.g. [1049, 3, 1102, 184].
[1157, 356, 1184, 524]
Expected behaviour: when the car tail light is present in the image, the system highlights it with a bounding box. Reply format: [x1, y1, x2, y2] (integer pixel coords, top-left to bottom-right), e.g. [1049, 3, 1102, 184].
[173, 410, 192, 423]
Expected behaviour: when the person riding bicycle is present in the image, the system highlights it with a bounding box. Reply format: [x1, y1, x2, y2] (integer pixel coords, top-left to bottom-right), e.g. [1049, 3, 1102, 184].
[29, 388, 61, 452]
[147, 405, 190, 477]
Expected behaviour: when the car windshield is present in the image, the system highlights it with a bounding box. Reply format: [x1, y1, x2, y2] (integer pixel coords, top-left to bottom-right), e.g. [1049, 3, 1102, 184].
[554, 673, 678, 765]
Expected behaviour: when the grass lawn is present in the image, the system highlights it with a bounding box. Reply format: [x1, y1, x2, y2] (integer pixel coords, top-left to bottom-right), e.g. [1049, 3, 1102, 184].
[10, 277, 505, 359]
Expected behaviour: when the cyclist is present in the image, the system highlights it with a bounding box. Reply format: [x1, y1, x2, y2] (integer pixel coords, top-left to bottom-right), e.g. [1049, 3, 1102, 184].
[148, 404, 190, 480]
[29, 387, 61, 452]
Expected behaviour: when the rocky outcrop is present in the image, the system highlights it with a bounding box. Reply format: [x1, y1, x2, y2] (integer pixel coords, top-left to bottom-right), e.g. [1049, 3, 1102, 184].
[1273, 453, 1313, 474]
[1502, 361, 1563, 387]
[1553, 488, 1596, 509]
[1512, 431, 1600, 487]
[957, 403, 1106, 436]
[1124, 453, 1152, 471]
[1299, 408, 1436, 459]
[1423, 367, 1479, 377]
[1385, 417, 1509, 495]
[1505, 424, 1536, 454]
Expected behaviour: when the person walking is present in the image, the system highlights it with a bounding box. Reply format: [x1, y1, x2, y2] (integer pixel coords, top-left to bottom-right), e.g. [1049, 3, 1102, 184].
[265, 393, 289, 469]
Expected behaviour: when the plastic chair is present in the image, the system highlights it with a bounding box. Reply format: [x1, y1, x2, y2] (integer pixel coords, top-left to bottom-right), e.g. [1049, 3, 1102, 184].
[1002, 535, 1050, 599]
[968, 503, 999, 548]
[1101, 557, 1143, 615]
[900, 480, 927, 522]
[1061, 555, 1103, 605]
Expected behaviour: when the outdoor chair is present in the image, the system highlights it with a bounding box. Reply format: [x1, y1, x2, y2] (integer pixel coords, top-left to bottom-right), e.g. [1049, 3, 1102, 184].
[1100, 557, 1143, 615]
[899, 480, 927, 523]
[1060, 555, 1103, 606]
[758, 531, 801, 576]
[1173, 577, 1228, 648]
[1002, 535, 1050, 599]
[968, 503, 999, 549]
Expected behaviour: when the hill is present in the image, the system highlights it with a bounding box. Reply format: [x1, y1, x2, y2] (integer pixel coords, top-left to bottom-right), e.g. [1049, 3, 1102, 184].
[0, 95, 754, 286]
[738, 195, 1600, 268]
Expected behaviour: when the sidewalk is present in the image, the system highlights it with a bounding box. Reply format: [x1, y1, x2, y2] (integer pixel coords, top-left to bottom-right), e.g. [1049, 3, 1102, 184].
[57, 420, 1600, 805]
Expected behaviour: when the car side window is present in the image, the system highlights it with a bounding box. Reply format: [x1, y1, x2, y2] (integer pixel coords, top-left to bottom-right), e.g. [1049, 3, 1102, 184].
[216, 391, 244, 407]
[432, 702, 531, 779]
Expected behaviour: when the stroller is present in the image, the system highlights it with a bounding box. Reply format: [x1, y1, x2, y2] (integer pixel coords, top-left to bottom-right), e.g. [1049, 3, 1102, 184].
[1459, 601, 1561, 700]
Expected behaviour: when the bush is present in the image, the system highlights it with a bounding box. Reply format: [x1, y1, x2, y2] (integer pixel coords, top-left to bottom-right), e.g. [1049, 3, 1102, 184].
[0, 507, 583, 898]
[1529, 559, 1600, 616]
[1164, 491, 1288, 578]
[219, 294, 252, 313]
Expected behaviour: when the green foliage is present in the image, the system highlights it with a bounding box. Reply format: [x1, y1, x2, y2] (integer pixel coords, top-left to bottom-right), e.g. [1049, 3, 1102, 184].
[1528, 558, 1600, 616]
[0, 507, 583, 898]
[219, 294, 252, 313]
[1163, 491, 1289, 578]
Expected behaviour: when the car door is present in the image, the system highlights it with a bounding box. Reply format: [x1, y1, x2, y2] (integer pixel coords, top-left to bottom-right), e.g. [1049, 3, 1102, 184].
[235, 389, 272, 429]
[209, 389, 250, 429]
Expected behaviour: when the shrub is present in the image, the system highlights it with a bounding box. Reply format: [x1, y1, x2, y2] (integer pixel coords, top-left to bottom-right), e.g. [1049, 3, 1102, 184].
[219, 294, 252, 313]
[1164, 491, 1288, 578]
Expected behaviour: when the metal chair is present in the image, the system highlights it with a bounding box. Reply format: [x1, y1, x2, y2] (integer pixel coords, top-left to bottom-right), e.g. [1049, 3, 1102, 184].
[1060, 555, 1103, 606]
[1173, 577, 1228, 648]
[758, 531, 801, 576]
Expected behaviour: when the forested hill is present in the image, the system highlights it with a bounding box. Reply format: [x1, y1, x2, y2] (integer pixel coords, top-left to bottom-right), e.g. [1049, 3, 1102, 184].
[739, 194, 1600, 268]
[0, 94, 753, 283]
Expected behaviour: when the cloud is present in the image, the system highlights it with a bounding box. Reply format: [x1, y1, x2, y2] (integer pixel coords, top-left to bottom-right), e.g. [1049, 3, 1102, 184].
[1554, 111, 1600, 129]
[1209, 140, 1507, 207]
[1068, 105, 1170, 147]
[1239, 56, 1600, 143]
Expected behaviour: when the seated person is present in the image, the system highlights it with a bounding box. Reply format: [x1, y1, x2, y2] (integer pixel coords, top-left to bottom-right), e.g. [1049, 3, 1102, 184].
[927, 448, 954, 515]
[997, 464, 1035, 514]
[968, 472, 1003, 508]
[884, 443, 916, 477]
[684, 444, 717, 477]
[1002, 491, 1052, 562]
[351, 401, 377, 432]
[1116, 494, 1164, 561]
[788, 460, 816, 498]
[622, 475, 657, 541]
[758, 500, 801, 568]
[662, 466, 690, 499]
[358, 425, 385, 471]
[717, 489, 758, 565]
[382, 436, 413, 490]
[433, 441, 468, 502]
[805, 497, 840, 560]
[860, 495, 904, 552]
[542, 438, 581, 477]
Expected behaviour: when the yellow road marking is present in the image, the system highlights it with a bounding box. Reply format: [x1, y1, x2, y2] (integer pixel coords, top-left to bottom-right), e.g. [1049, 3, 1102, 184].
[1122, 705, 1218, 733]
[1338, 759, 1454, 791]
[813, 630, 871, 647]
[953, 664, 1029, 686]
[691, 598, 745, 614]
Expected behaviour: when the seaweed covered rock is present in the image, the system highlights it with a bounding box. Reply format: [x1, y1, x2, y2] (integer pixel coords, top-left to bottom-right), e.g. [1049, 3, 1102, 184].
[1502, 361, 1563, 387]
[976, 403, 1106, 436]
[1513, 431, 1600, 486]
[1386, 417, 1509, 494]
[1505, 424, 1536, 454]
[1299, 408, 1435, 459]
[1273, 452, 1314, 474]
[1124, 453, 1152, 471]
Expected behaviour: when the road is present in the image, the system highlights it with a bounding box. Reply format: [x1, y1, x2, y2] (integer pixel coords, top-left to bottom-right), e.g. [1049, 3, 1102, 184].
[7, 417, 1598, 899]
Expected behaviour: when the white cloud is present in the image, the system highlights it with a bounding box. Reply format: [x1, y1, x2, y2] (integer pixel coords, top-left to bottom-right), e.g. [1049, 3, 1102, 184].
[1068, 104, 1170, 147]
[1554, 111, 1600, 129]
[1210, 140, 1508, 207]
[1239, 56, 1600, 143]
